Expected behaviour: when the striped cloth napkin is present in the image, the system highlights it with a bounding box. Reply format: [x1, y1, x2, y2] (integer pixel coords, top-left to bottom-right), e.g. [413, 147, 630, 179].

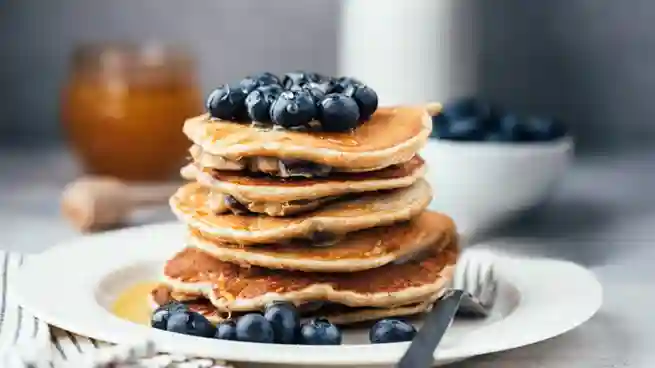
[0, 251, 234, 368]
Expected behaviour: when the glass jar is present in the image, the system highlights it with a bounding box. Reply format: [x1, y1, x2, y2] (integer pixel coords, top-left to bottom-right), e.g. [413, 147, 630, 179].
[61, 43, 203, 181]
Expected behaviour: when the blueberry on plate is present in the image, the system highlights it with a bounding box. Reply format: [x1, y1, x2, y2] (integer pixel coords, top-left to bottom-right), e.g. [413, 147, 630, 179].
[151, 301, 189, 330]
[206, 84, 249, 121]
[215, 320, 238, 340]
[270, 90, 317, 128]
[245, 84, 283, 122]
[166, 311, 216, 338]
[329, 76, 363, 94]
[435, 115, 485, 141]
[235, 313, 275, 343]
[317, 94, 360, 132]
[298, 318, 342, 345]
[264, 301, 300, 344]
[522, 116, 567, 141]
[344, 84, 378, 120]
[369, 319, 416, 344]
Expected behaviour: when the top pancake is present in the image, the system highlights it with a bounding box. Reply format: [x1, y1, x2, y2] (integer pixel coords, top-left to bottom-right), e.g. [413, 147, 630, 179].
[183, 106, 432, 171]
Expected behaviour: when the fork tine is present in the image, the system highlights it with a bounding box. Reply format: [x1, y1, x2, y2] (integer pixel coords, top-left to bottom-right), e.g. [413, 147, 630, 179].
[459, 257, 471, 293]
[466, 254, 482, 298]
[474, 261, 491, 301]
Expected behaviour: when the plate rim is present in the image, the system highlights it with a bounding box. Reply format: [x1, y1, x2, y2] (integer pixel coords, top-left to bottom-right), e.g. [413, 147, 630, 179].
[10, 222, 603, 365]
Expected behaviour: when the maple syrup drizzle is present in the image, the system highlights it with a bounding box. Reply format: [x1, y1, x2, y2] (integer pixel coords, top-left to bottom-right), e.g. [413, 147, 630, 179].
[110, 281, 159, 326]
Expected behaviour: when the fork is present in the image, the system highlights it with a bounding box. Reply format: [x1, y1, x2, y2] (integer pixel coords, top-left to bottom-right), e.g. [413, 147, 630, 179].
[397, 248, 498, 368]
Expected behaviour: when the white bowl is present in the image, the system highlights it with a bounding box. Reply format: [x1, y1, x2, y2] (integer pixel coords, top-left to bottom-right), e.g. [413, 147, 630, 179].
[420, 137, 574, 237]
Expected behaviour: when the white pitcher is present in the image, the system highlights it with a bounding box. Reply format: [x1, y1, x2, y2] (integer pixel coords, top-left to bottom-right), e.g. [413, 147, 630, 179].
[338, 0, 480, 106]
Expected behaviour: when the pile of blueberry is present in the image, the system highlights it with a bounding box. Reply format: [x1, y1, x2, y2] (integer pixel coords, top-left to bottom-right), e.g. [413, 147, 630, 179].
[206, 71, 378, 132]
[152, 300, 418, 345]
[431, 97, 568, 142]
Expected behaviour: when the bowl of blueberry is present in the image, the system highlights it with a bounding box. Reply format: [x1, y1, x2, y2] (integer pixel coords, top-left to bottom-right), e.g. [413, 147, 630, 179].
[422, 97, 573, 237]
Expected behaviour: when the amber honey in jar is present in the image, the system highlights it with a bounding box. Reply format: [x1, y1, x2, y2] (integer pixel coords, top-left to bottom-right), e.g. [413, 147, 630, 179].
[61, 43, 202, 181]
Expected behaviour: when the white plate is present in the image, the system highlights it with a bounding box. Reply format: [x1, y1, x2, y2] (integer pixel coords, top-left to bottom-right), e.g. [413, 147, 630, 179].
[10, 223, 602, 366]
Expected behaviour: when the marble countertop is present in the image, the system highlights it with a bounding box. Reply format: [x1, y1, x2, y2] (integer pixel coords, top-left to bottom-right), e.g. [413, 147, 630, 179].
[2, 147, 654, 367]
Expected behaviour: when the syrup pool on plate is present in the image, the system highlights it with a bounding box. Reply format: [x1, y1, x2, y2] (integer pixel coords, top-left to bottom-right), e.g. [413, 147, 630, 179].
[110, 281, 160, 326]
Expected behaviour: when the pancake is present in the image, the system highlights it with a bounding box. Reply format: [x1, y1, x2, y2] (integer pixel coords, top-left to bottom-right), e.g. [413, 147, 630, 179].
[160, 237, 458, 312]
[183, 106, 433, 172]
[170, 179, 432, 245]
[182, 156, 425, 204]
[151, 286, 443, 326]
[205, 189, 338, 217]
[186, 211, 456, 272]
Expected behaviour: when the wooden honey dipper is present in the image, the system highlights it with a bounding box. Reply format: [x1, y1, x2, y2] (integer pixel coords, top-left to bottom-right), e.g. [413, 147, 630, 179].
[61, 176, 182, 233]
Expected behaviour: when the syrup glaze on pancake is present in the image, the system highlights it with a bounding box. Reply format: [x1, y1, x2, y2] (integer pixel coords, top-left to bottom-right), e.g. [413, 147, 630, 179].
[169, 179, 432, 245]
[187, 211, 456, 272]
[161, 237, 458, 312]
[183, 106, 432, 171]
[151, 285, 444, 326]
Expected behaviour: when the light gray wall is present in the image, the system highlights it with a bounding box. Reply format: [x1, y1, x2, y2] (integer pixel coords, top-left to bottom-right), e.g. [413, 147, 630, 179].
[0, 0, 339, 144]
[1, 0, 654, 152]
[478, 0, 655, 151]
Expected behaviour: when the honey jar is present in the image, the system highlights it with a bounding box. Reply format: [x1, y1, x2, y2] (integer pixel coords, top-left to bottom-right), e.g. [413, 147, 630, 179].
[61, 43, 203, 181]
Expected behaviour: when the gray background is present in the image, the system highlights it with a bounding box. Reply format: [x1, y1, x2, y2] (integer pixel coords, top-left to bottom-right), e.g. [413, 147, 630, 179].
[1, 0, 654, 152]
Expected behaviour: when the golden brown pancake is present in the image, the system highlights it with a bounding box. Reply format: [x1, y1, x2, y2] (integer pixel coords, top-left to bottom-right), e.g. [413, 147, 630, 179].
[160, 237, 458, 312]
[186, 211, 456, 272]
[170, 179, 432, 245]
[151, 285, 444, 326]
[183, 106, 432, 171]
[183, 156, 425, 204]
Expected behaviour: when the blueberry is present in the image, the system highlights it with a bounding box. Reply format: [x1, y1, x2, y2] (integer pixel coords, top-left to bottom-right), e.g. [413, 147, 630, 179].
[235, 314, 275, 343]
[264, 302, 300, 344]
[495, 114, 529, 142]
[298, 318, 342, 345]
[245, 85, 283, 122]
[317, 94, 360, 132]
[239, 77, 259, 94]
[240, 72, 281, 93]
[302, 82, 328, 104]
[270, 90, 317, 128]
[523, 116, 567, 141]
[254, 72, 281, 87]
[282, 71, 309, 89]
[215, 320, 238, 340]
[369, 319, 416, 344]
[206, 84, 249, 121]
[344, 84, 378, 120]
[436, 116, 485, 141]
[329, 77, 363, 94]
[151, 302, 189, 330]
[166, 311, 216, 338]
[441, 97, 485, 119]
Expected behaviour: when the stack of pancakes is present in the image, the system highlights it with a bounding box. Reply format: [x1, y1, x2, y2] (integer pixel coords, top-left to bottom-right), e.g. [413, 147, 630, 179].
[155, 104, 461, 325]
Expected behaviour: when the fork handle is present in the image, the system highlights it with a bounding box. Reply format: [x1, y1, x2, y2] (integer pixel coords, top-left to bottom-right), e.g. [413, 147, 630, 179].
[397, 290, 465, 368]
